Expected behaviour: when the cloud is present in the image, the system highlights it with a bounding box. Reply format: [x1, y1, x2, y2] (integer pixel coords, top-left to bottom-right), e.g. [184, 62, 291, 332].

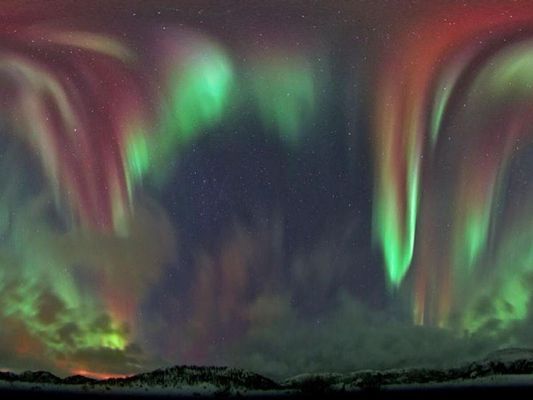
[227, 292, 499, 379]
[64, 344, 147, 375]
[0, 181, 176, 376]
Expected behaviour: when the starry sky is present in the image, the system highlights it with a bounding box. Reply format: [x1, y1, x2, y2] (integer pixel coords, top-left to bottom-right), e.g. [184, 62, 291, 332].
[0, 0, 532, 380]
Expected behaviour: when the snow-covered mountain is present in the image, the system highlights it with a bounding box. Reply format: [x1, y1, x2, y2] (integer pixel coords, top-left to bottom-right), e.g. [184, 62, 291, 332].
[2, 348, 533, 396]
[283, 347, 533, 392]
[0, 366, 284, 396]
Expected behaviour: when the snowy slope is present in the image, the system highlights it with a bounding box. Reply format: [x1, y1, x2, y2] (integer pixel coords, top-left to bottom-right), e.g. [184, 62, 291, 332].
[2, 348, 533, 395]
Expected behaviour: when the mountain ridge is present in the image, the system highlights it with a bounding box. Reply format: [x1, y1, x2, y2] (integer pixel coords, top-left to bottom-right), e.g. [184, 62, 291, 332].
[2, 348, 533, 395]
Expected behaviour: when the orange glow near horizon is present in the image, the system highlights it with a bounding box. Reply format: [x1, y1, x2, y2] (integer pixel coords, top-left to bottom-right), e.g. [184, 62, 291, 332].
[72, 369, 132, 380]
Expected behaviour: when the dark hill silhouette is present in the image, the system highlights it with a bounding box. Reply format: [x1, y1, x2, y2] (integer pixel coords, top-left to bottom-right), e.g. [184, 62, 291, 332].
[3, 348, 533, 397]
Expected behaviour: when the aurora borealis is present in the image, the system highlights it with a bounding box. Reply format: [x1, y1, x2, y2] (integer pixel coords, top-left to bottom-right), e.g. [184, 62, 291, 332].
[0, 0, 532, 380]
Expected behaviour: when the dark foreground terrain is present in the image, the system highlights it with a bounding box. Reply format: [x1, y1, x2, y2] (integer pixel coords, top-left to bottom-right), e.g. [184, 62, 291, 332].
[3, 348, 533, 398]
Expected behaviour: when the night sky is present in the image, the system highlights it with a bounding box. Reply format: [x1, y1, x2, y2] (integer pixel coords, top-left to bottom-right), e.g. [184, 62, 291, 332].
[0, 0, 532, 380]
